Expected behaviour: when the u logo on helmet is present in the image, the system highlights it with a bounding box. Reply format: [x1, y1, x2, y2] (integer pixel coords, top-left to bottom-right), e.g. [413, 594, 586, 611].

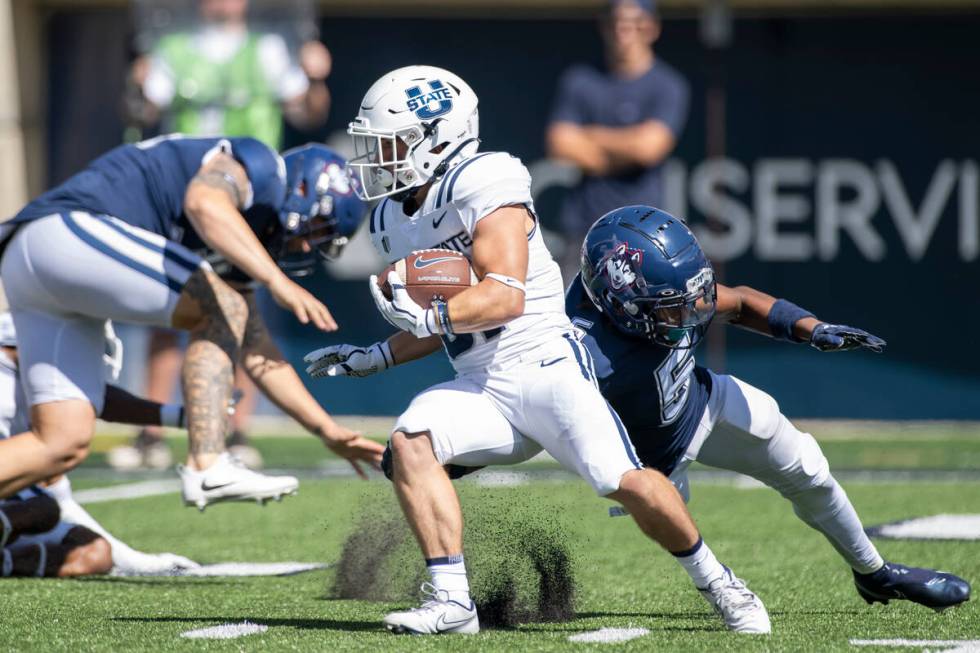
[405, 80, 454, 120]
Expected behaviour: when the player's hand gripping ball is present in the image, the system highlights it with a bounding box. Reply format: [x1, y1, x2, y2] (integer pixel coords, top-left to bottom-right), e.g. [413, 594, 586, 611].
[368, 249, 477, 338]
[377, 249, 476, 305]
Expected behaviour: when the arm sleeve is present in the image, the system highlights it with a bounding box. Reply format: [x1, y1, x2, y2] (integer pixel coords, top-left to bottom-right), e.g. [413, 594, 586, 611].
[258, 34, 310, 102]
[646, 71, 690, 137]
[548, 66, 590, 126]
[452, 153, 533, 234]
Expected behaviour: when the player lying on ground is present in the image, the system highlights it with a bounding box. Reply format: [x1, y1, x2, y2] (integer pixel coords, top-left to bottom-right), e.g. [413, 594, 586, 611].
[303, 64, 770, 635]
[0, 314, 197, 574]
[1, 489, 111, 578]
[565, 205, 970, 612]
[0, 137, 383, 509]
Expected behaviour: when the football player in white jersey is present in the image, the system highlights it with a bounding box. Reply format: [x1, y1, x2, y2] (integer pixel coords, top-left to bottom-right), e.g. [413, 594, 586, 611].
[304, 65, 770, 635]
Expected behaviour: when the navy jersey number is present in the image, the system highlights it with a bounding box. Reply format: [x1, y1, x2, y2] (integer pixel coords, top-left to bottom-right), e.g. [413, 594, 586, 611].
[654, 340, 695, 425]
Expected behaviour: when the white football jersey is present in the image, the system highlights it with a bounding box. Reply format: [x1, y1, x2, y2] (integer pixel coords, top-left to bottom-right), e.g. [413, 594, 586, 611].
[368, 151, 570, 374]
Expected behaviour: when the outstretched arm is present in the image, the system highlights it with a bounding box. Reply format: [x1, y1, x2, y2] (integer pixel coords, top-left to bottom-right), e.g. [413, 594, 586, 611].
[716, 284, 886, 352]
[305, 331, 442, 379]
[238, 291, 383, 476]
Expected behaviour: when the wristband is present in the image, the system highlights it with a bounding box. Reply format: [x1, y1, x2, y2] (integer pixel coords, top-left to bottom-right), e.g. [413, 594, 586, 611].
[767, 299, 815, 343]
[434, 301, 454, 336]
[377, 341, 395, 368]
[160, 403, 185, 428]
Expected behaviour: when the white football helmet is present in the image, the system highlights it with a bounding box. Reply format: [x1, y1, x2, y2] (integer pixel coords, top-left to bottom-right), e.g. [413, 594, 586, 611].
[347, 65, 480, 201]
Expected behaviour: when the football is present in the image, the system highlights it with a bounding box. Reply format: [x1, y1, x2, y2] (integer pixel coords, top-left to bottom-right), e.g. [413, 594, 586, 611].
[378, 249, 477, 307]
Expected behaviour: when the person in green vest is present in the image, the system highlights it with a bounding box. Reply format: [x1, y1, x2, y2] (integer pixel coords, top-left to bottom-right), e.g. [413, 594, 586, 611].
[116, 0, 331, 470]
[132, 0, 330, 149]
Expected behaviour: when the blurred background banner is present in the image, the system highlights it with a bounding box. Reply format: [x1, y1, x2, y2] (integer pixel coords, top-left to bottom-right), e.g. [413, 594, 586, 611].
[3, 0, 978, 419]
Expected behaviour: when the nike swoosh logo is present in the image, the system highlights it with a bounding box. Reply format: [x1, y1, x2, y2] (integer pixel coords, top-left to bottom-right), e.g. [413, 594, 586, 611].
[200, 481, 235, 492]
[432, 211, 448, 229]
[540, 357, 566, 367]
[435, 610, 474, 632]
[413, 255, 458, 269]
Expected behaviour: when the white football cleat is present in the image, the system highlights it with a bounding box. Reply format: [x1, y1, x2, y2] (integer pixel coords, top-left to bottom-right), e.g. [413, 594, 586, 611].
[383, 583, 479, 635]
[178, 453, 298, 511]
[698, 567, 771, 634]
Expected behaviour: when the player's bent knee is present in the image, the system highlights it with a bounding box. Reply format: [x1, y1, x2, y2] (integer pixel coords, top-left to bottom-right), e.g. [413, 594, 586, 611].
[389, 431, 439, 470]
[35, 422, 95, 471]
[773, 429, 832, 496]
[611, 469, 662, 507]
[172, 270, 248, 340]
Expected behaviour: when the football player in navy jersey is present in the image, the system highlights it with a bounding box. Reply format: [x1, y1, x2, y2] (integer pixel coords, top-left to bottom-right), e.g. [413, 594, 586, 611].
[567, 204, 971, 612]
[0, 135, 383, 509]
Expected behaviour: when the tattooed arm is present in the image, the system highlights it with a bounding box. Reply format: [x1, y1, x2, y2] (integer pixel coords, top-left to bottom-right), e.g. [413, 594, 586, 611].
[184, 153, 336, 331]
[238, 290, 384, 477]
[184, 153, 284, 287]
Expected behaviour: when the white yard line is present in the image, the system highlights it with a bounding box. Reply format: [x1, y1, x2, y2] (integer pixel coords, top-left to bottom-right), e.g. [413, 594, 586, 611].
[568, 627, 650, 644]
[850, 639, 980, 652]
[180, 622, 268, 640]
[73, 479, 180, 505]
[111, 561, 330, 578]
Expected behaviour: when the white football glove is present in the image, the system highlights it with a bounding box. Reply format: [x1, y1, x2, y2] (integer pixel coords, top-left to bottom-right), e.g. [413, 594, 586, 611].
[368, 271, 440, 339]
[304, 341, 393, 378]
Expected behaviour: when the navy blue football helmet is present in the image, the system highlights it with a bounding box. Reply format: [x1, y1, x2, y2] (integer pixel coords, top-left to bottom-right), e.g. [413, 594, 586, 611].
[277, 144, 368, 276]
[580, 205, 717, 349]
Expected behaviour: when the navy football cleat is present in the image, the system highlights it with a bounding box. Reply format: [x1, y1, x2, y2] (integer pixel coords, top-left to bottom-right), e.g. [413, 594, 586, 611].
[854, 562, 971, 612]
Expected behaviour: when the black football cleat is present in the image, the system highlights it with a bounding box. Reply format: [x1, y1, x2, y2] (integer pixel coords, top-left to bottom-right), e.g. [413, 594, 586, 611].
[854, 562, 971, 612]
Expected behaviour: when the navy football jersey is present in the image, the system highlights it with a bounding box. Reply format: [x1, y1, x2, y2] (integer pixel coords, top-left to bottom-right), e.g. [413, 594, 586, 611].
[565, 274, 712, 476]
[12, 135, 286, 282]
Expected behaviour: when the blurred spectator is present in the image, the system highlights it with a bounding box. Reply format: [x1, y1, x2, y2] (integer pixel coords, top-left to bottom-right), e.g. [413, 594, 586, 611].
[129, 0, 331, 148]
[113, 0, 330, 470]
[547, 0, 689, 278]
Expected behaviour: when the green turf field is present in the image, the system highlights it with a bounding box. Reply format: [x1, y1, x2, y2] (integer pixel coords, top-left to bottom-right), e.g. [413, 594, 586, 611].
[3, 427, 978, 651]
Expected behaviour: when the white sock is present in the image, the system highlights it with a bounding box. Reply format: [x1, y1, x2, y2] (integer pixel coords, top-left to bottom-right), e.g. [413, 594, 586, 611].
[426, 554, 471, 604]
[47, 477, 135, 568]
[673, 537, 726, 589]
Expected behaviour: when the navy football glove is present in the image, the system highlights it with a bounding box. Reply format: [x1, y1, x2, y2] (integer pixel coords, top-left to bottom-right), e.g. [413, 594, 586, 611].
[810, 323, 886, 353]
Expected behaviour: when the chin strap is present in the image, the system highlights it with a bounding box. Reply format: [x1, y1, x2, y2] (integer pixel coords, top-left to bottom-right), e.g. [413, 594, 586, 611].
[430, 137, 481, 180]
[393, 135, 481, 203]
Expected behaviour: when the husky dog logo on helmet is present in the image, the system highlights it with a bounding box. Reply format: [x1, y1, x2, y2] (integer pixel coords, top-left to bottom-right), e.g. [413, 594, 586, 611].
[405, 80, 454, 120]
[317, 162, 354, 197]
[601, 242, 645, 291]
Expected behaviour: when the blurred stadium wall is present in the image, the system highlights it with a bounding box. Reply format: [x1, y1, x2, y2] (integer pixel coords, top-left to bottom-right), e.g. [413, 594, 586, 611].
[4, 0, 979, 419]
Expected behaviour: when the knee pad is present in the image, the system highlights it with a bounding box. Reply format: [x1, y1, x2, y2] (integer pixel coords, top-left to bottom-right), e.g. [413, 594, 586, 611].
[776, 425, 832, 496]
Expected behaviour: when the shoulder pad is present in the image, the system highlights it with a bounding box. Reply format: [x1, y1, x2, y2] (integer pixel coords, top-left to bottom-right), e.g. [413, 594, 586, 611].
[431, 152, 530, 210]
